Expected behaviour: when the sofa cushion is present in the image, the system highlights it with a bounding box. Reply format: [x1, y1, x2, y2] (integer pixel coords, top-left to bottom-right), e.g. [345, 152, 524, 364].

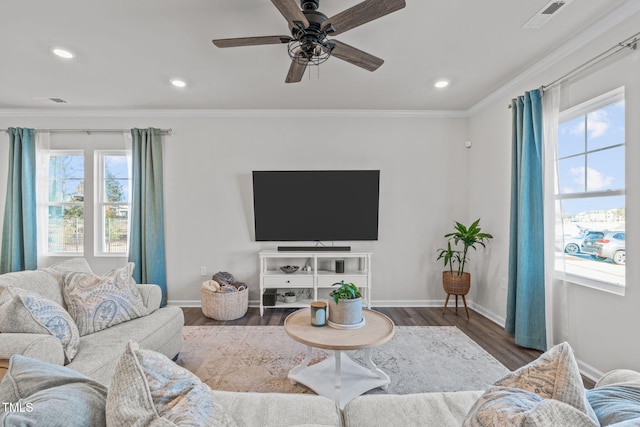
[463, 386, 597, 426]
[587, 385, 640, 426]
[0, 286, 80, 363]
[106, 341, 236, 427]
[62, 263, 148, 336]
[0, 354, 107, 427]
[0, 270, 65, 307]
[463, 342, 598, 426]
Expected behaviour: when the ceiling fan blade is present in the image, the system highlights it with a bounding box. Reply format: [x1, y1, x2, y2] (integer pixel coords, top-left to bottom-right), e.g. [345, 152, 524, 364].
[212, 35, 291, 48]
[285, 58, 309, 83]
[271, 0, 310, 29]
[321, 0, 406, 36]
[329, 40, 384, 72]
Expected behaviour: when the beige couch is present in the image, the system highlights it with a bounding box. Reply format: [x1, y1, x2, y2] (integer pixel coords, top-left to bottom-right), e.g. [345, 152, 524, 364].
[0, 259, 184, 387]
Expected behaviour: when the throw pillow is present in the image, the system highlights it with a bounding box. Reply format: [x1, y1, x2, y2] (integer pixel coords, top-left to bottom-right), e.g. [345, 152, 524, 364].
[587, 385, 640, 426]
[106, 341, 236, 427]
[463, 342, 598, 426]
[62, 263, 148, 336]
[0, 286, 80, 363]
[0, 354, 107, 427]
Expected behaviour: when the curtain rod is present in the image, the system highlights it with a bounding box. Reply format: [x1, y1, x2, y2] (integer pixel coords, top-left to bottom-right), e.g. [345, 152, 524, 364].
[508, 31, 639, 108]
[1, 128, 172, 135]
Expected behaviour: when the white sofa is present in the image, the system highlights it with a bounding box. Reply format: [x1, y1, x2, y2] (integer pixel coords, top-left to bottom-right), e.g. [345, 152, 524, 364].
[0, 259, 184, 387]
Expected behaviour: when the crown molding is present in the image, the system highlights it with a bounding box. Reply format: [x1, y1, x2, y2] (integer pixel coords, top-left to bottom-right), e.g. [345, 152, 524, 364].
[467, 0, 640, 116]
[0, 108, 468, 119]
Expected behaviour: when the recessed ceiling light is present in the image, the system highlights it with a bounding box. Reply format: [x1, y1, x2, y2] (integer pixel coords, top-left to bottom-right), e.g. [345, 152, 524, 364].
[52, 48, 75, 59]
[434, 80, 449, 89]
[171, 79, 187, 88]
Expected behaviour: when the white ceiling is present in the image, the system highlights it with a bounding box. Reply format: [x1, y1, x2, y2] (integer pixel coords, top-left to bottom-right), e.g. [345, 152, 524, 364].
[0, 0, 636, 112]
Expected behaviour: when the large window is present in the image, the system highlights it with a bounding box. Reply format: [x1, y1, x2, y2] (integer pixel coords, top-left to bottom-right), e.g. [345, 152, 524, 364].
[557, 87, 625, 291]
[43, 148, 131, 256]
[96, 151, 131, 255]
[47, 152, 85, 254]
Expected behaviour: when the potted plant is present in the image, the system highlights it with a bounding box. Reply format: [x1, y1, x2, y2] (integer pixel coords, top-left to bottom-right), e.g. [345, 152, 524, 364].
[327, 281, 363, 328]
[436, 218, 493, 298]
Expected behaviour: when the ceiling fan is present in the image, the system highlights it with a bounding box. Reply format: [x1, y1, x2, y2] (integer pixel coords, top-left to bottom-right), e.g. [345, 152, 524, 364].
[212, 0, 406, 83]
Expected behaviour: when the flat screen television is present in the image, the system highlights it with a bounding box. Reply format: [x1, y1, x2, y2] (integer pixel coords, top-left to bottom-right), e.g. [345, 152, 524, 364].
[252, 170, 380, 243]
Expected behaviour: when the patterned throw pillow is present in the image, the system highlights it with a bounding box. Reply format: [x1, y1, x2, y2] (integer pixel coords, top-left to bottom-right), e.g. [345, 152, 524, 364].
[62, 263, 148, 336]
[106, 341, 236, 427]
[0, 286, 80, 363]
[0, 354, 107, 427]
[463, 342, 598, 426]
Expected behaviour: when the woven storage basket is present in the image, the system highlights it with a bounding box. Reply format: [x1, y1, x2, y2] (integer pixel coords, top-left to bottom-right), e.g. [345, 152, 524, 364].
[201, 287, 248, 321]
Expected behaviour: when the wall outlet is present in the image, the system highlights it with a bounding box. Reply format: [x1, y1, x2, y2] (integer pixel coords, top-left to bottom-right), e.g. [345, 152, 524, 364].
[200, 266, 207, 277]
[500, 277, 507, 290]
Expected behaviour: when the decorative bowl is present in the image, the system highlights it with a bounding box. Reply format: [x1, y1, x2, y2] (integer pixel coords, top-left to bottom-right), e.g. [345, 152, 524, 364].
[280, 265, 299, 274]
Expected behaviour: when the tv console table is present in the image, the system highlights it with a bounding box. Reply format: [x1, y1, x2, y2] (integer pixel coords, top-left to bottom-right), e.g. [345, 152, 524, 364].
[258, 250, 372, 316]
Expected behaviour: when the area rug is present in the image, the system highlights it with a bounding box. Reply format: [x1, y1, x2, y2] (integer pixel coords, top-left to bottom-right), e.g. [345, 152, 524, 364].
[176, 325, 509, 395]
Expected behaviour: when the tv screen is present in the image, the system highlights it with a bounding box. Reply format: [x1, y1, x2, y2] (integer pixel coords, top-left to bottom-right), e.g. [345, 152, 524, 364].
[252, 170, 380, 242]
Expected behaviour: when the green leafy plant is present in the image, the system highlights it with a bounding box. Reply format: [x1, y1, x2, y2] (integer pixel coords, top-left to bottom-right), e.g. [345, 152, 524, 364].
[284, 291, 295, 297]
[436, 218, 493, 276]
[330, 281, 362, 304]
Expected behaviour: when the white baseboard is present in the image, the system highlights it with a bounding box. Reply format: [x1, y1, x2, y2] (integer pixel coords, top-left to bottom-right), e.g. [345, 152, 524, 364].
[167, 300, 201, 307]
[575, 358, 604, 383]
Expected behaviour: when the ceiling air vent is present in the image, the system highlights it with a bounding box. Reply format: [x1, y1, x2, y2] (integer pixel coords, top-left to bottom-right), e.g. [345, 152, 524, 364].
[33, 96, 69, 104]
[522, 0, 573, 29]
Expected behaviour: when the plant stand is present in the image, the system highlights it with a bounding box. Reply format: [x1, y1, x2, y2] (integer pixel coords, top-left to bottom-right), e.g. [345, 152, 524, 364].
[442, 271, 470, 319]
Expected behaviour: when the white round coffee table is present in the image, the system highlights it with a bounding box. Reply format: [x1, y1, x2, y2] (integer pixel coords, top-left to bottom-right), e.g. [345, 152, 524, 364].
[284, 308, 395, 408]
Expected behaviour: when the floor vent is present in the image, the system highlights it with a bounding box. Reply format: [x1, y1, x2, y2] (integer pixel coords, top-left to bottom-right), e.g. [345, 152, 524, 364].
[522, 0, 572, 29]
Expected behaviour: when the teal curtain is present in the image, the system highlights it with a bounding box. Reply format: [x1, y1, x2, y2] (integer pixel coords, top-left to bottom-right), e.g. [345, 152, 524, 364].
[1, 128, 38, 273]
[505, 89, 547, 351]
[128, 128, 167, 305]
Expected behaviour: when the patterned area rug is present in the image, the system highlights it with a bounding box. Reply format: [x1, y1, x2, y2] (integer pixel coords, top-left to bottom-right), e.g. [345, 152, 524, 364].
[177, 325, 509, 395]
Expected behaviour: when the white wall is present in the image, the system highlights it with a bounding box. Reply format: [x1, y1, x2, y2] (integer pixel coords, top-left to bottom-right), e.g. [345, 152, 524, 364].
[468, 13, 640, 375]
[0, 113, 470, 306]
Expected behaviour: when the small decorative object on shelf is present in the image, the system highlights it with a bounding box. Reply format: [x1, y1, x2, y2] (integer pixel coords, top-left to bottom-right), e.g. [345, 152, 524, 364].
[280, 265, 299, 274]
[283, 291, 296, 303]
[310, 301, 327, 327]
[328, 281, 364, 329]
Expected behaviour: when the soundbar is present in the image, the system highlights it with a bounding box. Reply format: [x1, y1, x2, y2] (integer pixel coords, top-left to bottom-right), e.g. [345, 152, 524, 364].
[277, 246, 351, 252]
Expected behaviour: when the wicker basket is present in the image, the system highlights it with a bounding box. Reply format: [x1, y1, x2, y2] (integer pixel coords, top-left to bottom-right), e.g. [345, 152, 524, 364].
[201, 287, 248, 321]
[442, 271, 471, 295]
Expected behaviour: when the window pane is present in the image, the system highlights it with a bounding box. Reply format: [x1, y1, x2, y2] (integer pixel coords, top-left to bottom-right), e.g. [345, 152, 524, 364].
[558, 116, 585, 158]
[48, 155, 84, 202]
[586, 146, 624, 192]
[102, 206, 129, 253]
[558, 155, 585, 194]
[560, 196, 625, 285]
[48, 205, 84, 253]
[104, 155, 129, 202]
[587, 100, 625, 151]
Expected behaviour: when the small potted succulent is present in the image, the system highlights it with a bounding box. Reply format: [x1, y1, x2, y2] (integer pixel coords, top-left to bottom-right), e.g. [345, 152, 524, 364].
[328, 281, 363, 328]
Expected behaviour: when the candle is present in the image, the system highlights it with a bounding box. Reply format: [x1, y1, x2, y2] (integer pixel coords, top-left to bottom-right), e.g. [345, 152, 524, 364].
[310, 301, 327, 327]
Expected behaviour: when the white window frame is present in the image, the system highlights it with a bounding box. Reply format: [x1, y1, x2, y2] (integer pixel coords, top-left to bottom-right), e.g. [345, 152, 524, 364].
[43, 149, 85, 256]
[94, 150, 131, 257]
[556, 87, 625, 295]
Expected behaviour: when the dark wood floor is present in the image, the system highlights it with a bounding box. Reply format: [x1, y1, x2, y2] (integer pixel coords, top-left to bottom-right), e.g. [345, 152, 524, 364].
[182, 306, 595, 389]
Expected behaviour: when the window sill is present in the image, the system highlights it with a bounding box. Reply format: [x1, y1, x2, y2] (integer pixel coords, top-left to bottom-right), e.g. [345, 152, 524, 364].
[557, 271, 625, 296]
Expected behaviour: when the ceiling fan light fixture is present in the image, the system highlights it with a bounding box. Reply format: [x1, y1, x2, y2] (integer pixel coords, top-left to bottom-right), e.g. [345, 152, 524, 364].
[287, 38, 332, 65]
